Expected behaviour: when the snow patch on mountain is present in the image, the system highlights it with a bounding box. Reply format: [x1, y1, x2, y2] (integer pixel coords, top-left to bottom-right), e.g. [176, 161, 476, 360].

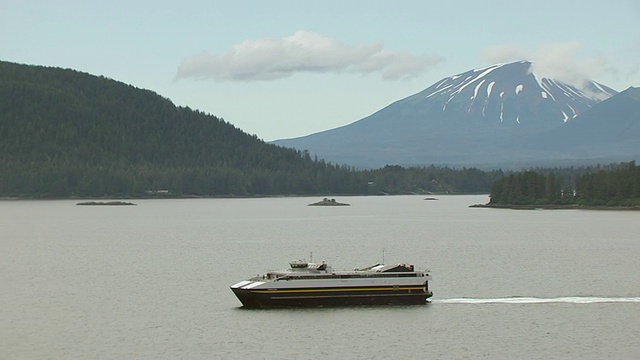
[516, 84, 523, 94]
[487, 81, 495, 97]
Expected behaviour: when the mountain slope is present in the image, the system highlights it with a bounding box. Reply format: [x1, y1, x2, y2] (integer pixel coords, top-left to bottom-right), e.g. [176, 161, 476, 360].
[272, 61, 629, 169]
[529, 86, 640, 158]
[0, 61, 284, 167]
[0, 61, 357, 196]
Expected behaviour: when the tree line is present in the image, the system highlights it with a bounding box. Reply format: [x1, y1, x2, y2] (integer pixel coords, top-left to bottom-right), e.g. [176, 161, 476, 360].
[488, 162, 640, 206]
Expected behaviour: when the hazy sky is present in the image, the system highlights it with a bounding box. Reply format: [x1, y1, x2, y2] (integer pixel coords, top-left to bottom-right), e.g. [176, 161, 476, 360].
[2, 0, 639, 140]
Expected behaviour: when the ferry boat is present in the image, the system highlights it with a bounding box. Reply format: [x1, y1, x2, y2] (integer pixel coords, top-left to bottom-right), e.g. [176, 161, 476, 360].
[230, 260, 432, 308]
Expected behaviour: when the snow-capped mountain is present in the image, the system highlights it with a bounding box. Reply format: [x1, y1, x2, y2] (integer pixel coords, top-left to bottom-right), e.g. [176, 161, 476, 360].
[419, 60, 616, 126]
[272, 61, 636, 169]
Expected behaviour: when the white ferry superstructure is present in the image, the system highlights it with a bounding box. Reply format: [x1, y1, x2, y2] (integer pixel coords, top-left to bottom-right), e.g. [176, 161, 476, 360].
[230, 260, 432, 308]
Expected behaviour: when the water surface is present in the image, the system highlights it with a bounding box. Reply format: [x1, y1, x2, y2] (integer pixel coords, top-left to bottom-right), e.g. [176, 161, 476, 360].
[2, 196, 639, 359]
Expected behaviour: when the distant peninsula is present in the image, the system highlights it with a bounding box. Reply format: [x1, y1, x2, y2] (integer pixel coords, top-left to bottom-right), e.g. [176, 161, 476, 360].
[308, 198, 350, 206]
[480, 164, 640, 210]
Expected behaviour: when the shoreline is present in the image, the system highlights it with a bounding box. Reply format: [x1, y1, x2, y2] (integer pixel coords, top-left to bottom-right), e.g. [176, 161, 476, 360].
[470, 203, 640, 211]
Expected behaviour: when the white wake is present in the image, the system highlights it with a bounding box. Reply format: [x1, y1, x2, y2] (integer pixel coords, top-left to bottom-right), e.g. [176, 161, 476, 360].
[433, 296, 640, 304]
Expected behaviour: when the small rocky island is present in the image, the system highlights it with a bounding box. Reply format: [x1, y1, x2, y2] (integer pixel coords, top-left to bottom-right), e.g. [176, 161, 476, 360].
[76, 201, 137, 206]
[308, 198, 350, 206]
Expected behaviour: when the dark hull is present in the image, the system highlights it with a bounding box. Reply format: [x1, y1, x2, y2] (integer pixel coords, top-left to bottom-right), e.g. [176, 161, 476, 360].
[232, 286, 433, 308]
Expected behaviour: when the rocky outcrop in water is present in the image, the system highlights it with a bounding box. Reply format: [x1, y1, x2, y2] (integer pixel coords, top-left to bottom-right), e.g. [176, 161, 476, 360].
[308, 198, 350, 206]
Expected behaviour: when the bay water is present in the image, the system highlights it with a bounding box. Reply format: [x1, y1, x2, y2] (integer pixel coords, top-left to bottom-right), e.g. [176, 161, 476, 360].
[2, 195, 639, 359]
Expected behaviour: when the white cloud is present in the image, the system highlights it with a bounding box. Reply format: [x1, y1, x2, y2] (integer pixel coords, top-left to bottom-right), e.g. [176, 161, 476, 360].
[176, 31, 443, 81]
[480, 42, 611, 89]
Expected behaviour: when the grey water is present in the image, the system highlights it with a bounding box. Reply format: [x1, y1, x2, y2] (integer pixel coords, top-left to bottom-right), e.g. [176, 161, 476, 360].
[1, 195, 639, 359]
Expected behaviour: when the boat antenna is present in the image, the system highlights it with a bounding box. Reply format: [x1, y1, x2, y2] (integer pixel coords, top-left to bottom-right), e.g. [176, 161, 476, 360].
[382, 248, 385, 264]
[310, 251, 313, 263]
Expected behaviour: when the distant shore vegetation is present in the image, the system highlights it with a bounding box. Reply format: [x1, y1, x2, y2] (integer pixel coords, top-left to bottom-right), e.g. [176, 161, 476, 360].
[485, 161, 640, 208]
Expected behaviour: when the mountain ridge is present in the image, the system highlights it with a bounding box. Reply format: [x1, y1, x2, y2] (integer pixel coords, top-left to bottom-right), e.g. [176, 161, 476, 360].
[272, 61, 636, 169]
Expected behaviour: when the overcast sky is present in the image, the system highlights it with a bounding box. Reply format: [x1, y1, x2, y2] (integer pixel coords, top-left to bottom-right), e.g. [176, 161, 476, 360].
[2, 0, 639, 140]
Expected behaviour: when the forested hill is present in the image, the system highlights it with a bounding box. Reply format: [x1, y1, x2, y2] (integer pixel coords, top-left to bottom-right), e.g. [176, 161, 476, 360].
[0, 60, 367, 197]
[0, 60, 262, 166]
[0, 61, 504, 198]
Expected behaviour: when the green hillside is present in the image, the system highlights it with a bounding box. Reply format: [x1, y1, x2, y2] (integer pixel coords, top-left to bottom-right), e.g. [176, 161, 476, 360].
[0, 61, 370, 197]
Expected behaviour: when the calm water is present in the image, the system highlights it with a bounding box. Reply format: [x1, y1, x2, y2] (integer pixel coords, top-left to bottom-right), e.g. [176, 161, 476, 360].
[2, 195, 639, 359]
